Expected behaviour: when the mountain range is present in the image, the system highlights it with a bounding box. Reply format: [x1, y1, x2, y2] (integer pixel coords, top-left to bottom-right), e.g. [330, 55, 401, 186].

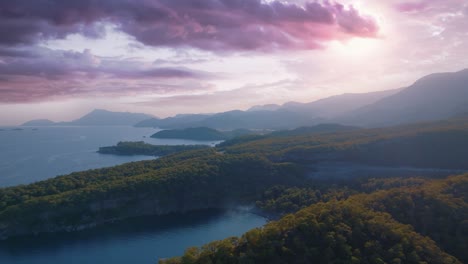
[22, 109, 153, 127]
[22, 69, 468, 130]
[134, 89, 400, 130]
[136, 69, 468, 129]
[340, 69, 468, 126]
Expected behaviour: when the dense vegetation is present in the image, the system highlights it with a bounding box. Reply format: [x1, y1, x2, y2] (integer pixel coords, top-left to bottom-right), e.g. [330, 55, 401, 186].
[162, 174, 467, 264]
[221, 116, 468, 169]
[269, 123, 359, 137]
[151, 127, 257, 141]
[0, 149, 303, 239]
[1, 116, 468, 263]
[98, 141, 209, 156]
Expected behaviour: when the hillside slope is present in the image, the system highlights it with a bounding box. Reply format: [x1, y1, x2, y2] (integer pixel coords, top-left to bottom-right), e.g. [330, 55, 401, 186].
[344, 69, 468, 126]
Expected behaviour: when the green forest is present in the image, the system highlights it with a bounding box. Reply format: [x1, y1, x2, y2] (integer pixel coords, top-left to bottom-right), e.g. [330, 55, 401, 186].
[1, 116, 468, 263]
[98, 141, 209, 156]
[161, 174, 468, 264]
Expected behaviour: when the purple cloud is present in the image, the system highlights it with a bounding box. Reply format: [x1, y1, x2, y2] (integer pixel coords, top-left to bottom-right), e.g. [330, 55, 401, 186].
[0, 0, 379, 51]
[395, 2, 429, 12]
[0, 47, 212, 103]
[394, 0, 465, 14]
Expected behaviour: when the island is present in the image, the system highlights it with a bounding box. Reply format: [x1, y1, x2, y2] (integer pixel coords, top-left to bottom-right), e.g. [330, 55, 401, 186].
[98, 141, 210, 156]
[151, 127, 255, 141]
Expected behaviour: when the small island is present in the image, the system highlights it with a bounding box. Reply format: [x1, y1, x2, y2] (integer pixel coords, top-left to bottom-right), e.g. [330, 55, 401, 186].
[98, 141, 209, 156]
[21, 119, 55, 126]
[151, 127, 227, 141]
[151, 127, 255, 141]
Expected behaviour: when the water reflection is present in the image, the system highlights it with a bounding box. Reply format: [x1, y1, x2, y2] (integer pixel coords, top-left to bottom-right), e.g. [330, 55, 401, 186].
[0, 209, 266, 264]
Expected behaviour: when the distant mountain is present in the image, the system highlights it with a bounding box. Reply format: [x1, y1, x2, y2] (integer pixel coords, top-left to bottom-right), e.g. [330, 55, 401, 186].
[137, 69, 468, 130]
[193, 110, 323, 130]
[247, 104, 281, 112]
[22, 109, 154, 127]
[286, 89, 400, 118]
[244, 90, 399, 119]
[270, 123, 360, 137]
[135, 114, 212, 128]
[137, 110, 322, 130]
[344, 69, 468, 126]
[67, 109, 153, 126]
[136, 90, 396, 130]
[21, 119, 55, 126]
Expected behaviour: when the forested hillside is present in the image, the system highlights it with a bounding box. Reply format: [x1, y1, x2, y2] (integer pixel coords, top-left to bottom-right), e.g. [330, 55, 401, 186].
[98, 141, 209, 156]
[1, 116, 468, 264]
[0, 150, 303, 239]
[161, 174, 467, 264]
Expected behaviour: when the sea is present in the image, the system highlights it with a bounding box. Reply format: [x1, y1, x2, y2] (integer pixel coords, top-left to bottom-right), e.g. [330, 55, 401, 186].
[0, 126, 266, 263]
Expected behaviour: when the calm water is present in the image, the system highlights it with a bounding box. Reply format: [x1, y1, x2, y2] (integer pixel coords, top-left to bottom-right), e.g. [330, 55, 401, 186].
[0, 126, 264, 263]
[0, 126, 219, 187]
[0, 209, 266, 264]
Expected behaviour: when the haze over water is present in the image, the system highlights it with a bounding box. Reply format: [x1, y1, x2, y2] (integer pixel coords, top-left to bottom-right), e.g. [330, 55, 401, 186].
[0, 126, 218, 187]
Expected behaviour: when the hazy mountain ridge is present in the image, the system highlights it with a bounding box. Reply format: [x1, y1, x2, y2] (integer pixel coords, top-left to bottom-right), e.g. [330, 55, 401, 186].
[134, 89, 401, 130]
[21, 119, 55, 126]
[277, 88, 401, 118]
[344, 69, 468, 126]
[136, 69, 468, 130]
[22, 109, 154, 126]
[22, 69, 468, 129]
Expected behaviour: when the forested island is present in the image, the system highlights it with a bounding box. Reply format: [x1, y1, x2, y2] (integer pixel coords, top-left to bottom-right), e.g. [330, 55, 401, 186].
[1, 116, 468, 263]
[98, 141, 209, 156]
[151, 127, 255, 141]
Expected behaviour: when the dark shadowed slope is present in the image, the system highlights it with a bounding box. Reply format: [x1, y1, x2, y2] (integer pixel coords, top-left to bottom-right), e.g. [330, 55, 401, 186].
[344, 69, 468, 126]
[280, 88, 401, 118]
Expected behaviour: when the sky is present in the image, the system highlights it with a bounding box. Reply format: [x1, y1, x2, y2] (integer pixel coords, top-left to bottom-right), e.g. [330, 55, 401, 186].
[0, 0, 467, 125]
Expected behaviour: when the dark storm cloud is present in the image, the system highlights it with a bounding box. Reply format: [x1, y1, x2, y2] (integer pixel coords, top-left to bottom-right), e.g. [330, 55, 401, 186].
[0, 47, 212, 103]
[0, 0, 380, 103]
[0, 0, 379, 51]
[0, 48, 204, 79]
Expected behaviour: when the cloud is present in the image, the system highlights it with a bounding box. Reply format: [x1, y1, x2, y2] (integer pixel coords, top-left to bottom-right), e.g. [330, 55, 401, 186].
[394, 2, 429, 12]
[134, 79, 305, 116]
[394, 0, 465, 14]
[0, 0, 379, 51]
[0, 47, 206, 79]
[334, 4, 379, 36]
[0, 47, 212, 103]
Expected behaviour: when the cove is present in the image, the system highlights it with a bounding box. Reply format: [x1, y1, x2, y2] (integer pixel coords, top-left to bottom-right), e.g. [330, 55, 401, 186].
[0, 209, 266, 264]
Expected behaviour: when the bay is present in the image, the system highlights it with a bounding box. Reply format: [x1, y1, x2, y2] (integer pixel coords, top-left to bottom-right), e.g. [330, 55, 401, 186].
[0, 209, 266, 264]
[0, 126, 219, 187]
[0, 126, 264, 264]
